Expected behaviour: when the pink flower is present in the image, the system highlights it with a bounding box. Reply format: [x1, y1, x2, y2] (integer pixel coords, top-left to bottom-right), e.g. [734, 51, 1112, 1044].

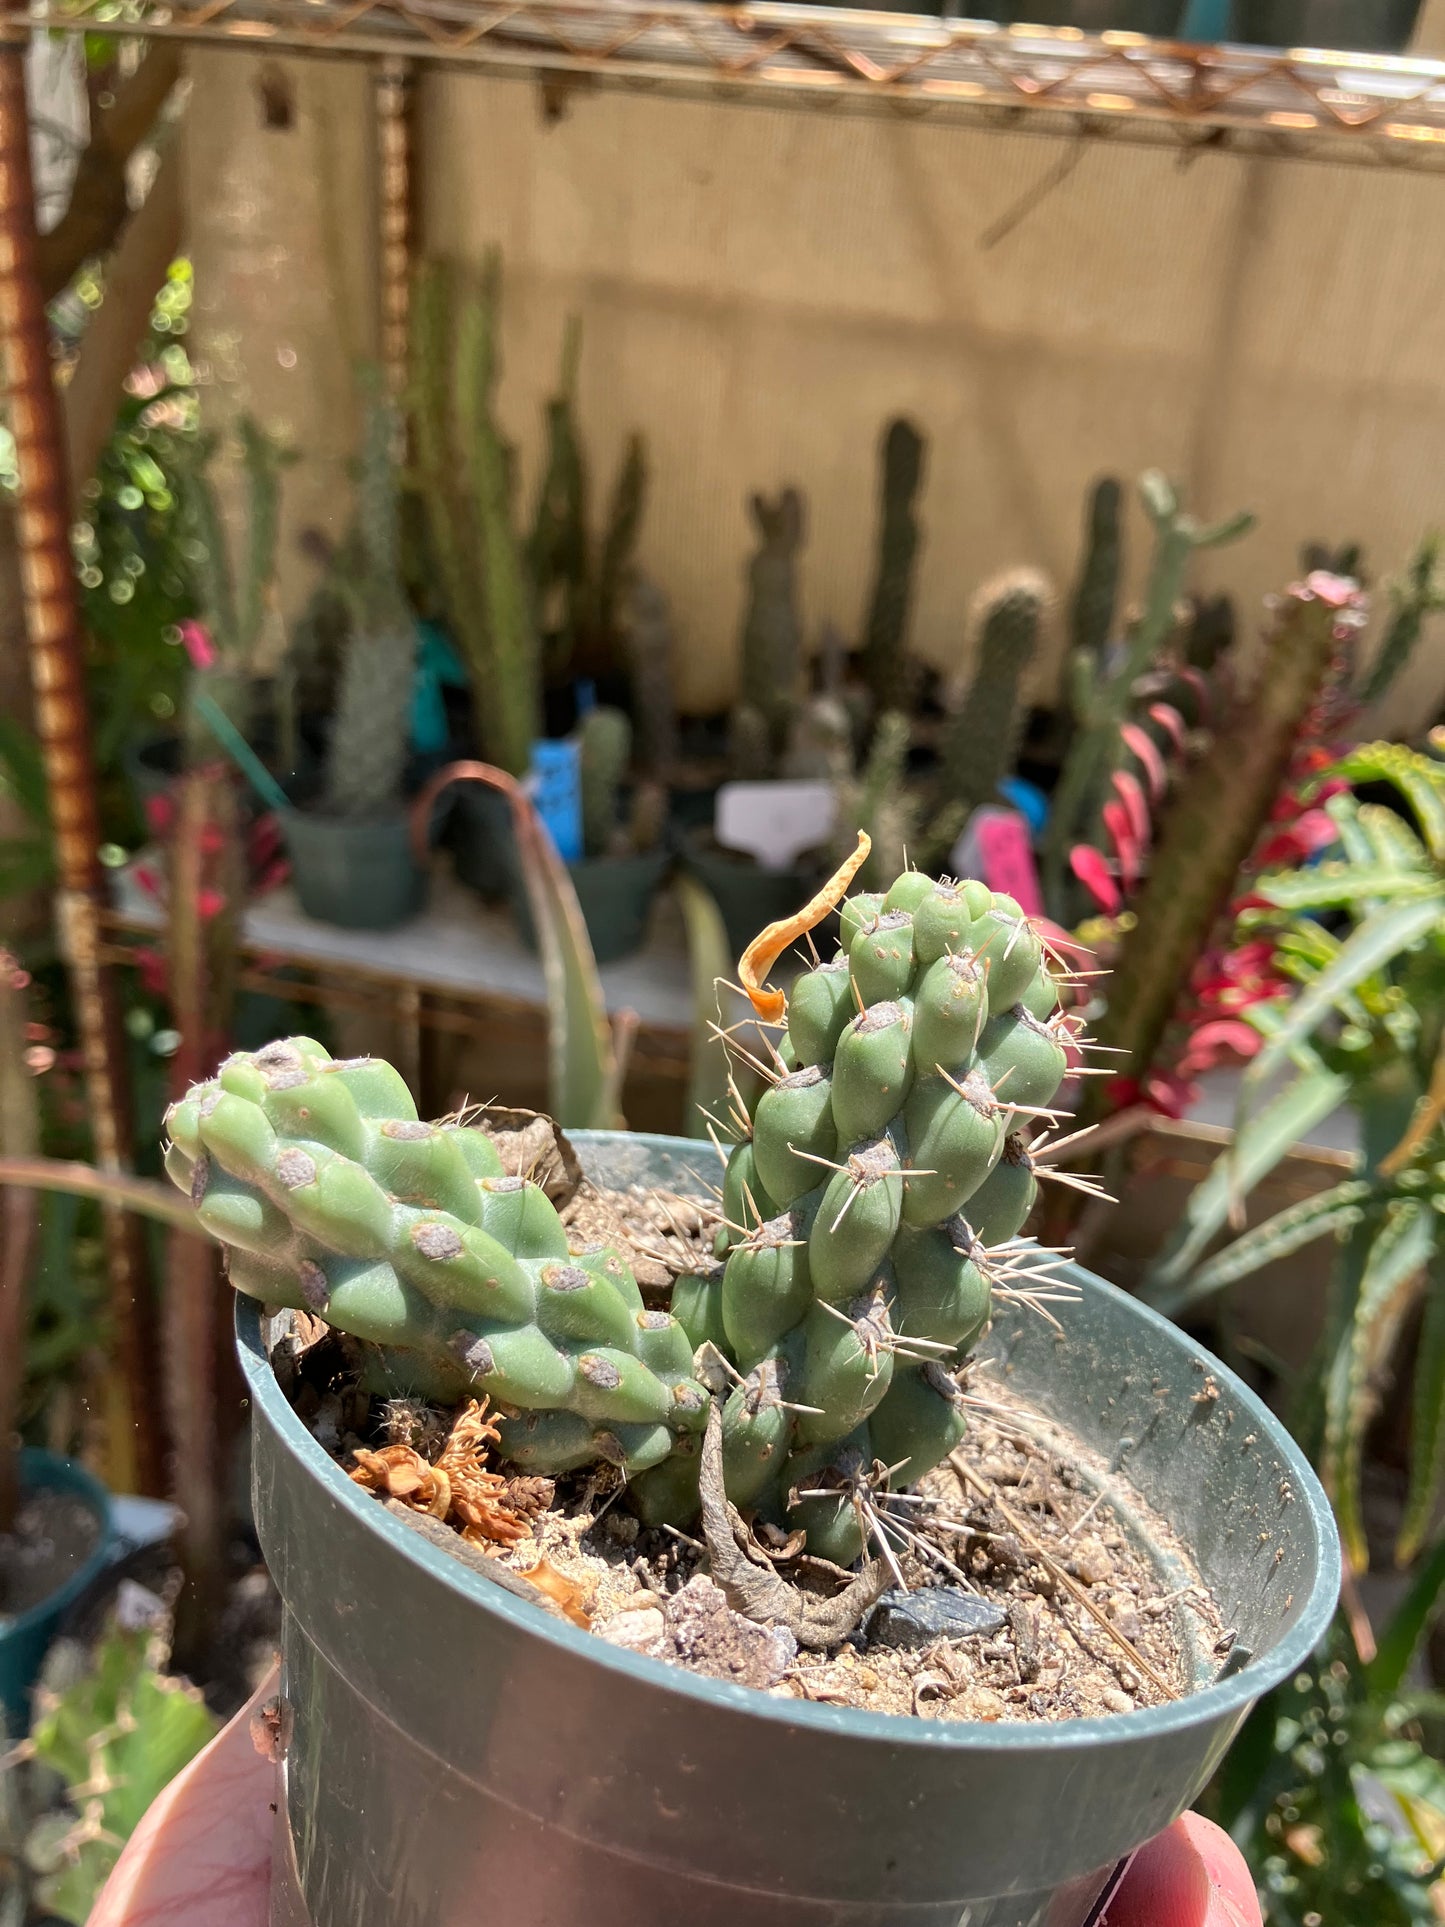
[197, 887, 226, 920]
[145, 794, 175, 835]
[178, 620, 216, 670]
[1069, 845, 1121, 915]
[135, 947, 167, 994]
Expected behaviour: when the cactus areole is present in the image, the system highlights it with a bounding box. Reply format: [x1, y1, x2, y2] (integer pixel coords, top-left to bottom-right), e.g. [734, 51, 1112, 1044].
[164, 851, 1075, 1566]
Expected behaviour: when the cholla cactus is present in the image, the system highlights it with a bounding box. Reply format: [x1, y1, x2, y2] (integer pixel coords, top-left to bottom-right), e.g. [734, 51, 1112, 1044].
[579, 705, 632, 858]
[164, 869, 1073, 1558]
[937, 569, 1050, 821]
[322, 389, 417, 818]
[674, 867, 1071, 1561]
[163, 1038, 710, 1481]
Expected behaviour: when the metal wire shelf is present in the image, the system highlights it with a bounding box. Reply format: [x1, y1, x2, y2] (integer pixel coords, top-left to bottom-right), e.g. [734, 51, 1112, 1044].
[13, 0, 1445, 165]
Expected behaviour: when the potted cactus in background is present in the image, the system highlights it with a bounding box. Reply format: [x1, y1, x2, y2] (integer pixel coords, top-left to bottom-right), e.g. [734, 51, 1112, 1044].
[279, 389, 422, 930]
[139, 839, 1337, 1927]
[510, 705, 670, 962]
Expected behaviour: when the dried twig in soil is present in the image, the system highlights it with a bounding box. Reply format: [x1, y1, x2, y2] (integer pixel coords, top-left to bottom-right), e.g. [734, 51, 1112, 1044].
[948, 1451, 1177, 1700]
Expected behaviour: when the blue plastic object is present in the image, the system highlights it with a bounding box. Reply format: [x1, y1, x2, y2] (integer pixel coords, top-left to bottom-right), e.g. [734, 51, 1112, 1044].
[999, 775, 1049, 835]
[0, 1450, 114, 1736]
[530, 738, 583, 863]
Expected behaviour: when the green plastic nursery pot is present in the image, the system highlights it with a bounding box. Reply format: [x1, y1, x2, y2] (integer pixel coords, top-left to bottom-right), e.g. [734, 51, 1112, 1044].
[0, 1450, 114, 1736]
[245, 1132, 1339, 1927]
[1229, 0, 1421, 48]
[280, 807, 424, 931]
[683, 834, 819, 965]
[991, 1, 1187, 30]
[511, 847, 670, 964]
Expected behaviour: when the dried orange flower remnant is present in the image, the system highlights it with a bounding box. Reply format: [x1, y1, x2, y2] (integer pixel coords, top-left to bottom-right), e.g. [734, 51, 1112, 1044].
[518, 1555, 594, 1629]
[350, 1399, 533, 1548]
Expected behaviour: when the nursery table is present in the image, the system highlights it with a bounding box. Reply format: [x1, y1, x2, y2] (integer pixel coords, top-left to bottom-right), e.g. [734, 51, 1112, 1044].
[99, 860, 701, 1129]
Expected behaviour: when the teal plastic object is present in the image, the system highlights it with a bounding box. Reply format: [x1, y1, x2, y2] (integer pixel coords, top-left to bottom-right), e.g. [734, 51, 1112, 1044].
[244, 1131, 1340, 1927]
[0, 1450, 114, 1736]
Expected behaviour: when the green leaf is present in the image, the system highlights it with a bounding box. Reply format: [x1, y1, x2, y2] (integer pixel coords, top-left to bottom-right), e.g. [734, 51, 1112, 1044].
[1254, 867, 1437, 912]
[1335, 743, 1445, 861]
[1371, 1527, 1445, 1701]
[1359, 800, 1431, 876]
[676, 873, 734, 1143]
[1325, 1199, 1436, 1568]
[1144, 1059, 1352, 1300]
[1168, 1178, 1375, 1312]
[1247, 897, 1444, 1092]
[1398, 1244, 1445, 1567]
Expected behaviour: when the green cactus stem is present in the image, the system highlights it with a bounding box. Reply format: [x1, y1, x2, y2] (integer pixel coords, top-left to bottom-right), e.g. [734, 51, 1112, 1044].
[163, 1038, 708, 1477]
[622, 573, 678, 780]
[708, 867, 1071, 1560]
[1069, 476, 1121, 668]
[860, 418, 925, 715]
[937, 569, 1050, 822]
[322, 386, 417, 819]
[528, 315, 588, 677]
[736, 488, 805, 762]
[1358, 532, 1445, 708]
[1042, 472, 1253, 919]
[409, 256, 541, 778]
[1096, 575, 1368, 1091]
[579, 705, 632, 858]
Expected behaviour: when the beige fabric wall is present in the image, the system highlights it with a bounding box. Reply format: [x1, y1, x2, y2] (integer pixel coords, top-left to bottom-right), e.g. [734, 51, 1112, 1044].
[419, 72, 1445, 726]
[185, 54, 379, 663]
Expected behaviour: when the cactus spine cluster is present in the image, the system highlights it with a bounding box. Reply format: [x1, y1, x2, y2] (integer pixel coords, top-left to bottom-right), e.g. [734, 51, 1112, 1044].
[322, 390, 417, 819]
[674, 868, 1071, 1562]
[937, 569, 1050, 821]
[163, 1038, 711, 1481]
[860, 417, 926, 715]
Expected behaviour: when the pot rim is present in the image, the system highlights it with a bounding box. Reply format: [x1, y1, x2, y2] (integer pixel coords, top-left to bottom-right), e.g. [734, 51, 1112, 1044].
[238, 1146, 1340, 1757]
[0, 1448, 115, 1640]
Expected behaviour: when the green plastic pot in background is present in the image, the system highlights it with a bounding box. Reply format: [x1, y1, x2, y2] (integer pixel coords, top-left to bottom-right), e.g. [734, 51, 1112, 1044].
[248, 1130, 1340, 1927]
[990, 1, 1188, 29]
[280, 808, 425, 932]
[682, 834, 818, 967]
[1229, 0, 1421, 48]
[443, 782, 517, 902]
[511, 848, 670, 964]
[0, 1451, 115, 1737]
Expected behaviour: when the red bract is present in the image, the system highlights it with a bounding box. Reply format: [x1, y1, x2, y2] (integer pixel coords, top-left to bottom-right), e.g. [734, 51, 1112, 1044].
[1069, 844, 1121, 915]
[1120, 722, 1167, 801]
[1147, 702, 1187, 754]
[1111, 768, 1150, 847]
[1102, 799, 1141, 891]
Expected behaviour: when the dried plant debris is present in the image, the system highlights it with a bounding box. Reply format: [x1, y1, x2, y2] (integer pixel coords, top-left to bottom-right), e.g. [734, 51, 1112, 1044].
[561, 1182, 722, 1295]
[349, 1399, 541, 1548]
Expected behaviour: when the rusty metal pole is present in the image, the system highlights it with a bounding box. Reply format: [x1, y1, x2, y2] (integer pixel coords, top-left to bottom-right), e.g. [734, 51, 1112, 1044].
[0, 29, 165, 1493]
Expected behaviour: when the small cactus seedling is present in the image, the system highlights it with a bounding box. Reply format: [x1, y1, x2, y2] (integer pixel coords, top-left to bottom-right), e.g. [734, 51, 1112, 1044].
[165, 854, 1081, 1559]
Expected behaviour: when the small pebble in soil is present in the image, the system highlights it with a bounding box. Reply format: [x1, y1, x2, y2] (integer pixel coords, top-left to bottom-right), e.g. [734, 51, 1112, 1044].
[866, 1588, 1006, 1651]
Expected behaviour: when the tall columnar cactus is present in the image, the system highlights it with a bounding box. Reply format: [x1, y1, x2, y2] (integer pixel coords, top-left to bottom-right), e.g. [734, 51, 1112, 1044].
[592, 432, 648, 675]
[735, 488, 805, 766]
[579, 705, 632, 858]
[162, 1038, 711, 1480]
[322, 390, 417, 819]
[860, 418, 926, 715]
[410, 255, 541, 777]
[1041, 472, 1253, 920]
[164, 864, 1072, 1558]
[622, 573, 678, 779]
[1358, 531, 1445, 708]
[1068, 475, 1122, 669]
[1095, 575, 1369, 1093]
[937, 569, 1050, 821]
[527, 316, 588, 676]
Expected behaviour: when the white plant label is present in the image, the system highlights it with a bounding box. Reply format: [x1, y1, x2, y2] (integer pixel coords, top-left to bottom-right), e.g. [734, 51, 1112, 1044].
[715, 781, 837, 872]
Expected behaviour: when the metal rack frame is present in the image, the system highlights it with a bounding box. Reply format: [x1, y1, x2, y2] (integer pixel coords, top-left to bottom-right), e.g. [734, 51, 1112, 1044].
[14, 2, 1445, 167]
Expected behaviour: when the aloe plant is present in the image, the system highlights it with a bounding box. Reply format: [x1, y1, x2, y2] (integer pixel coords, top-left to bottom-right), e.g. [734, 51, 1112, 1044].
[1145, 737, 1445, 1571]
